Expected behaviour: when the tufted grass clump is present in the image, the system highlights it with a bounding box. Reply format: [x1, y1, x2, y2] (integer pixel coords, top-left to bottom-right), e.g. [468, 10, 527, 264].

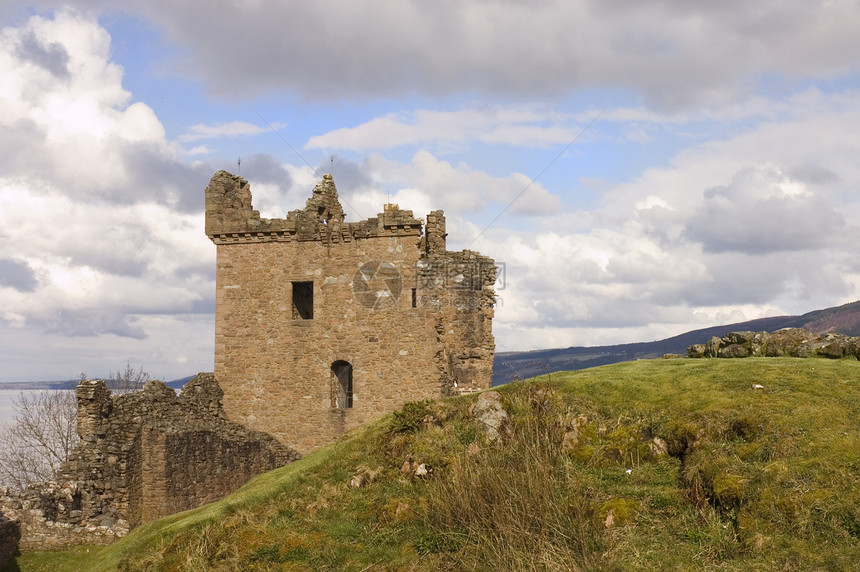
[8, 358, 860, 571]
[421, 383, 607, 571]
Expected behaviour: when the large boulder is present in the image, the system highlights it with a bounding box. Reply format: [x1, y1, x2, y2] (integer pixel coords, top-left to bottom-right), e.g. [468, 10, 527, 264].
[470, 391, 509, 444]
[750, 332, 770, 356]
[705, 336, 722, 358]
[766, 328, 817, 357]
[818, 333, 859, 359]
[719, 344, 749, 358]
[687, 344, 707, 358]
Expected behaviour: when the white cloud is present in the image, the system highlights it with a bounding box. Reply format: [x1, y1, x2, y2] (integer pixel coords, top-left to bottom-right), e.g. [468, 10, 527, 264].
[0, 11, 216, 380]
[306, 107, 574, 152]
[470, 91, 860, 350]
[590, 94, 792, 125]
[361, 150, 562, 217]
[179, 120, 278, 142]
[685, 165, 846, 254]
[187, 144, 214, 155]
[36, 0, 860, 110]
[0, 11, 213, 211]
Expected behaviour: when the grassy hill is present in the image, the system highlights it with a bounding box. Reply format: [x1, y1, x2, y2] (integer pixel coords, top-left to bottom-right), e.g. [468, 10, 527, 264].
[9, 358, 860, 571]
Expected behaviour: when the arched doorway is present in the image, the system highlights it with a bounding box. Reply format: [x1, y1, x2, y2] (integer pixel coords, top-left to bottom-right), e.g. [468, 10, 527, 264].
[331, 361, 353, 409]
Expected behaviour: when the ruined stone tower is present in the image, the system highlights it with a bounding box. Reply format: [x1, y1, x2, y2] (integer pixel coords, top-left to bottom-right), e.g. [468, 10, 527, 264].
[205, 171, 496, 453]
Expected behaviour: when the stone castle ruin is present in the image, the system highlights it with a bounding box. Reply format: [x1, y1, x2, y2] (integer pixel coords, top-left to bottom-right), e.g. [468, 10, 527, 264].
[205, 171, 497, 453]
[1, 374, 297, 551]
[0, 172, 496, 555]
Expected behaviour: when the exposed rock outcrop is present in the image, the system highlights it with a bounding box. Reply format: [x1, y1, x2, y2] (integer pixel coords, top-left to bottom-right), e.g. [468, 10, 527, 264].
[469, 391, 509, 443]
[687, 328, 860, 359]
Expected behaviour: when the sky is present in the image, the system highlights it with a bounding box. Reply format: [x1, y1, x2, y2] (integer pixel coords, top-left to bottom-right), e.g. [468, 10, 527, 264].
[2, 1, 860, 382]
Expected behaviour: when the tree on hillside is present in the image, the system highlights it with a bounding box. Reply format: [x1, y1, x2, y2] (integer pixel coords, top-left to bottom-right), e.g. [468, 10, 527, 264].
[0, 364, 151, 490]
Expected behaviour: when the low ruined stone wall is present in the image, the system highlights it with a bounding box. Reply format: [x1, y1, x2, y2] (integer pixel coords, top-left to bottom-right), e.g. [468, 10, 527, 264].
[687, 328, 860, 359]
[0, 509, 20, 569]
[66, 373, 299, 528]
[0, 373, 300, 551]
[1, 484, 120, 551]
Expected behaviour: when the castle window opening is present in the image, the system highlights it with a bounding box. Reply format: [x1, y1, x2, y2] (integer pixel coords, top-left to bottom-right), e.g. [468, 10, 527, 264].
[70, 491, 82, 512]
[411, 288, 417, 308]
[292, 281, 314, 319]
[331, 360, 353, 409]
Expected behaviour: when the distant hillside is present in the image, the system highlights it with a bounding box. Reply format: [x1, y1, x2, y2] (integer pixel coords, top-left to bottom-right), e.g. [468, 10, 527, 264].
[164, 376, 194, 390]
[1, 376, 193, 391]
[493, 300, 860, 385]
[18, 358, 860, 571]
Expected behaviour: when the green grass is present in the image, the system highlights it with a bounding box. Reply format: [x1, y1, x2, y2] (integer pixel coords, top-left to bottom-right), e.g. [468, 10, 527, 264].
[6, 358, 860, 571]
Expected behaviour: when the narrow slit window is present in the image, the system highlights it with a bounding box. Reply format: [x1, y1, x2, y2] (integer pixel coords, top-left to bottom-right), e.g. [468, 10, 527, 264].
[292, 281, 313, 319]
[411, 288, 417, 308]
[331, 361, 353, 409]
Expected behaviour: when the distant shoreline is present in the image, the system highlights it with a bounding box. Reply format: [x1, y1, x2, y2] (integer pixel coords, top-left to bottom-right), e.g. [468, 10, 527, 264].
[0, 377, 192, 391]
[0, 380, 79, 390]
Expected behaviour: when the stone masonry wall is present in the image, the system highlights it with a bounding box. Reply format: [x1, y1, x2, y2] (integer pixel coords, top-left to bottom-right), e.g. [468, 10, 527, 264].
[0, 373, 299, 551]
[0, 509, 19, 569]
[206, 171, 496, 454]
[0, 482, 118, 551]
[64, 373, 298, 528]
[417, 251, 497, 395]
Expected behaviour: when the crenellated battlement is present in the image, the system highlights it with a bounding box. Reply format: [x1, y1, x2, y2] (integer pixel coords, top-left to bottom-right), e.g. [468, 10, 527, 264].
[205, 171, 428, 245]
